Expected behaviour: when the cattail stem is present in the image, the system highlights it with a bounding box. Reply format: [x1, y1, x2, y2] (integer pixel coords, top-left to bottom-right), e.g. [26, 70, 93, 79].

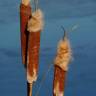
[61, 26, 67, 40]
[34, 0, 39, 11]
[27, 82, 33, 96]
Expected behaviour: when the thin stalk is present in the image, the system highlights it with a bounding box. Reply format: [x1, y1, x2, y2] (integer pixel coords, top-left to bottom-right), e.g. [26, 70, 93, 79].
[27, 83, 33, 96]
[61, 26, 67, 40]
[34, 0, 39, 11]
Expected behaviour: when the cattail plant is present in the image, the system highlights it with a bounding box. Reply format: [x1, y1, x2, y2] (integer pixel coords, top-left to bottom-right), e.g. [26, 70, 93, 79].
[20, 0, 44, 96]
[53, 27, 72, 96]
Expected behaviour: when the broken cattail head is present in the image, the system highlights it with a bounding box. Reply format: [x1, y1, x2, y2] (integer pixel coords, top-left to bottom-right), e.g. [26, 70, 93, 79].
[54, 38, 72, 71]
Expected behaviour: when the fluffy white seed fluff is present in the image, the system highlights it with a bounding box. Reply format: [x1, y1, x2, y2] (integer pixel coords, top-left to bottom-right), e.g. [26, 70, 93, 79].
[54, 37, 72, 71]
[27, 68, 37, 83]
[27, 9, 44, 32]
[54, 82, 64, 96]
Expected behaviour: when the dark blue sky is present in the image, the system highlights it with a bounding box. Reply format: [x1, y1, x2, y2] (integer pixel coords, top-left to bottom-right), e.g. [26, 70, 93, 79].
[0, 0, 96, 96]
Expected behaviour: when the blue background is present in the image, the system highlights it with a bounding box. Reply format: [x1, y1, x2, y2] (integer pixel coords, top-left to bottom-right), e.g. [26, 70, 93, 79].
[0, 0, 96, 96]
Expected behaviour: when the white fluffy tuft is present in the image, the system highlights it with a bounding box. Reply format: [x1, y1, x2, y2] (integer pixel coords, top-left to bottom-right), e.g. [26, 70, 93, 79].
[27, 9, 44, 32]
[21, 0, 30, 6]
[59, 93, 64, 96]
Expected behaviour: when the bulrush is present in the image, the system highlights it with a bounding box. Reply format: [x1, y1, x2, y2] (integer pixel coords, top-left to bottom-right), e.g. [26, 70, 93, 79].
[53, 28, 72, 96]
[20, 0, 44, 96]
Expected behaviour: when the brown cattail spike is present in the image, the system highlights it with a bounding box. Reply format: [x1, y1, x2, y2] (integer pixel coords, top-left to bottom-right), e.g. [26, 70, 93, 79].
[20, 2, 31, 65]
